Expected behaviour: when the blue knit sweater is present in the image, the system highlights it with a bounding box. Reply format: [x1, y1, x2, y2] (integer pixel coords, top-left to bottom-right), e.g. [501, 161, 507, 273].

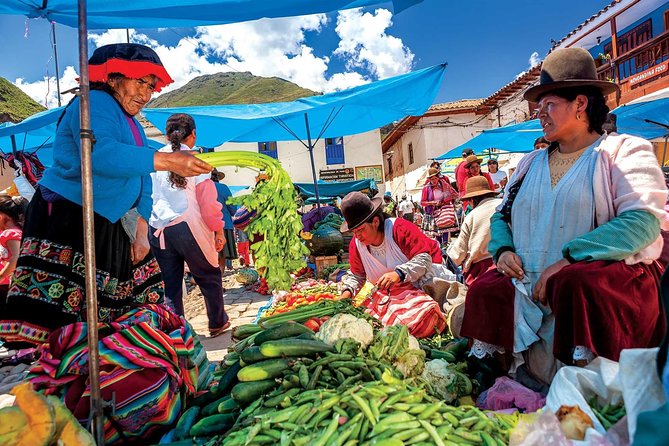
[39, 91, 156, 223]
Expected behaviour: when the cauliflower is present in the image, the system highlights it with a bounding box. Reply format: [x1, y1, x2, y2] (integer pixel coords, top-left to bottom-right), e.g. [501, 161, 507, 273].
[368, 325, 425, 378]
[315, 313, 374, 348]
[421, 359, 473, 403]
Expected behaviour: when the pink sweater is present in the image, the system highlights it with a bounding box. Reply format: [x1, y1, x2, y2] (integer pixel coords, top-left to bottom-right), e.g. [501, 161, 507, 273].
[195, 180, 224, 232]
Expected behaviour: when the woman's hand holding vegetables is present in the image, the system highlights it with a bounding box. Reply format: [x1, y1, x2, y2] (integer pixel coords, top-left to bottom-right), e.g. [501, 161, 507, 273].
[533, 258, 569, 305]
[376, 271, 401, 291]
[497, 251, 525, 280]
[155, 150, 212, 177]
[340, 290, 353, 300]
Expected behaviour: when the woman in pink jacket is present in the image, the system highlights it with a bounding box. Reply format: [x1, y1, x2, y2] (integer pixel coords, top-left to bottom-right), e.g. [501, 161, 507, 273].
[149, 114, 229, 337]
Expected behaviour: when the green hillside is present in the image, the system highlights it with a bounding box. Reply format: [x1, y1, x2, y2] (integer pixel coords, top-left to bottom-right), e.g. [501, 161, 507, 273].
[0, 77, 46, 124]
[149, 71, 317, 108]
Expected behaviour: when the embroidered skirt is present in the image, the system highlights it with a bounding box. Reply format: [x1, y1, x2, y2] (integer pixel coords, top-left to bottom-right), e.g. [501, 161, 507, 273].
[0, 189, 164, 344]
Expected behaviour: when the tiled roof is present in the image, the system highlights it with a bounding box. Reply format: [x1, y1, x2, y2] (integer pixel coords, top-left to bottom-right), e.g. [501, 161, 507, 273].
[551, 0, 620, 50]
[381, 99, 483, 150]
[428, 99, 484, 111]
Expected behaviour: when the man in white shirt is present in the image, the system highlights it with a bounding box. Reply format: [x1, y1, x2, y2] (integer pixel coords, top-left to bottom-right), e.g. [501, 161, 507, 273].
[397, 194, 415, 223]
[486, 159, 507, 191]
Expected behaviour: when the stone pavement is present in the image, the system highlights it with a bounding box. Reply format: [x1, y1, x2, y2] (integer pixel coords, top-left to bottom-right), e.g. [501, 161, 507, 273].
[183, 273, 271, 363]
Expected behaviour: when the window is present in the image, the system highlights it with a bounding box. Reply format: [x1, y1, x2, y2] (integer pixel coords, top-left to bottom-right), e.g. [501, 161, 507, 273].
[408, 142, 414, 165]
[325, 137, 345, 165]
[258, 141, 278, 159]
[616, 19, 652, 55]
[387, 157, 393, 176]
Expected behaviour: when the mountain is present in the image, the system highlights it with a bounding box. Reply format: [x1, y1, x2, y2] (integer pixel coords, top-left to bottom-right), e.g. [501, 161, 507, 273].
[149, 72, 317, 108]
[0, 77, 46, 124]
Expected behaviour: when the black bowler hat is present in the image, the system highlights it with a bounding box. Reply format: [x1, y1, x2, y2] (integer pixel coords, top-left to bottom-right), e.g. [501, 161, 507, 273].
[340, 192, 383, 233]
[88, 43, 174, 92]
[524, 48, 619, 102]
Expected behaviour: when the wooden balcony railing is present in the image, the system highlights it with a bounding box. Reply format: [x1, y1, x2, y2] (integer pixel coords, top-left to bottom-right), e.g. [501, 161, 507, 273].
[597, 30, 669, 94]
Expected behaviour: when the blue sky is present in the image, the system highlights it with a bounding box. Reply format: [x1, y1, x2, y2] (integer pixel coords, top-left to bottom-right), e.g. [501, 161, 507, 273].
[0, 0, 612, 108]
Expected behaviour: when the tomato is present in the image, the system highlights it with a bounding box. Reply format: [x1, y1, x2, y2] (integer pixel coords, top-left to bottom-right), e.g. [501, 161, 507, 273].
[304, 318, 320, 332]
[320, 316, 331, 323]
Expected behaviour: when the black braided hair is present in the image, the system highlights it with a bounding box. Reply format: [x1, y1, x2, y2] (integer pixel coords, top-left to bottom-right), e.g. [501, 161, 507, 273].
[0, 194, 28, 228]
[165, 113, 196, 189]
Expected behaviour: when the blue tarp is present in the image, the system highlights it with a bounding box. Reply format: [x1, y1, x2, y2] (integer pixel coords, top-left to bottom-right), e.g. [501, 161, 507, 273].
[0, 0, 422, 29]
[144, 64, 447, 147]
[294, 179, 377, 199]
[436, 97, 669, 159]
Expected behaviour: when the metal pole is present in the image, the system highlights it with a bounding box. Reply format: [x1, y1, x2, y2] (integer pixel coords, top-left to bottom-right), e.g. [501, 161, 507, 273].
[304, 113, 322, 214]
[662, 136, 668, 170]
[77, 1, 104, 444]
[52, 22, 62, 107]
[126, 29, 131, 43]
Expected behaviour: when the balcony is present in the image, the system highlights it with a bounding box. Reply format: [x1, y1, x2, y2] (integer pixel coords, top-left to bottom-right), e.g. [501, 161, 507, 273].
[597, 30, 669, 103]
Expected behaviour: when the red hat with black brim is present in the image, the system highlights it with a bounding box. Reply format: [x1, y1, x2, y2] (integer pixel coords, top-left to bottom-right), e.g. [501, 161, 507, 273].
[88, 43, 174, 93]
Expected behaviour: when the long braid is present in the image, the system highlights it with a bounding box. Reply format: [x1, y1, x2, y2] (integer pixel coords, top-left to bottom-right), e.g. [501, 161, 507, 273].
[165, 113, 195, 189]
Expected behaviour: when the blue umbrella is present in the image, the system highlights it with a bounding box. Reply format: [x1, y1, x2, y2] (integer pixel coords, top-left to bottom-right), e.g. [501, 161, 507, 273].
[145, 64, 447, 207]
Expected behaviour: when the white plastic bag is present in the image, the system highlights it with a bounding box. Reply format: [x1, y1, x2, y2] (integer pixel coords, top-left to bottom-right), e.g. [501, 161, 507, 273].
[546, 348, 667, 441]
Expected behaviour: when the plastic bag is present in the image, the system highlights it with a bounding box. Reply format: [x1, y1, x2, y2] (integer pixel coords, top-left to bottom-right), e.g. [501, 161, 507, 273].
[546, 348, 667, 441]
[510, 410, 573, 446]
[481, 376, 546, 412]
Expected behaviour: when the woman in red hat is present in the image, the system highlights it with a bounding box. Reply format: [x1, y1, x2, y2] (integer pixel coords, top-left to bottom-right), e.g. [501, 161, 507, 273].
[460, 48, 667, 385]
[0, 43, 213, 345]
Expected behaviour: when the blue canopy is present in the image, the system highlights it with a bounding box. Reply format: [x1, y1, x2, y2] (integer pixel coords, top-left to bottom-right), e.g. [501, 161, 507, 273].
[144, 64, 447, 147]
[295, 178, 377, 199]
[0, 106, 63, 151]
[0, 0, 422, 29]
[436, 97, 669, 159]
[435, 120, 541, 160]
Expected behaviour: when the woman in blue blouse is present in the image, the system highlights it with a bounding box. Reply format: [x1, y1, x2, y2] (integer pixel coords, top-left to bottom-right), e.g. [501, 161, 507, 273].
[0, 43, 212, 345]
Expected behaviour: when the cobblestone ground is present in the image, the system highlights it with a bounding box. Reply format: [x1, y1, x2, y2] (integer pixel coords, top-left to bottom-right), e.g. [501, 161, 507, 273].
[184, 271, 271, 363]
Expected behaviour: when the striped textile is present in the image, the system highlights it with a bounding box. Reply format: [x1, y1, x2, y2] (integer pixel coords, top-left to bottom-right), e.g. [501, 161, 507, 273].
[363, 283, 446, 338]
[27, 304, 207, 445]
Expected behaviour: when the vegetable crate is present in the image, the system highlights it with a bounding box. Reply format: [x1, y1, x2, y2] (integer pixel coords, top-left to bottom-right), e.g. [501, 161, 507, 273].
[314, 255, 338, 277]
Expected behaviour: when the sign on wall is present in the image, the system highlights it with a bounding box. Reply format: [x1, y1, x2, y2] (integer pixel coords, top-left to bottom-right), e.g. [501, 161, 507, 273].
[355, 165, 383, 183]
[629, 61, 669, 86]
[319, 167, 355, 182]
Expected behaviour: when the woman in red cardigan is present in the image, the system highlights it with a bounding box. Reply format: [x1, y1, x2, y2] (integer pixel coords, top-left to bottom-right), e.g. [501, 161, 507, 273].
[339, 192, 455, 337]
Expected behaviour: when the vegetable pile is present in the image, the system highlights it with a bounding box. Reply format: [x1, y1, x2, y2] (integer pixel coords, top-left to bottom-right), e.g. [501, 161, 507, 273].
[587, 396, 626, 430]
[0, 382, 95, 446]
[197, 151, 310, 292]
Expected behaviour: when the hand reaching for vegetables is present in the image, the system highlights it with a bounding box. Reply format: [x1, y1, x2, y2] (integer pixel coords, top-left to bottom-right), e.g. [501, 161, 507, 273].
[376, 271, 401, 291]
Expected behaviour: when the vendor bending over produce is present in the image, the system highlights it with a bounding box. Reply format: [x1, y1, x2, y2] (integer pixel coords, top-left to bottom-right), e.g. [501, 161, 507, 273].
[460, 48, 668, 385]
[339, 192, 455, 337]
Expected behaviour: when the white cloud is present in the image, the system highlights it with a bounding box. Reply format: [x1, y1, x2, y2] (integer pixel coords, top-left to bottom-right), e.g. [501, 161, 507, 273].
[14, 65, 79, 109]
[13, 12, 416, 107]
[194, 14, 331, 92]
[333, 8, 414, 79]
[529, 51, 542, 68]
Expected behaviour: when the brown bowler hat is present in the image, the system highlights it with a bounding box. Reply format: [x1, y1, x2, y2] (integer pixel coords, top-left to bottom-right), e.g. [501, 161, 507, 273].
[461, 176, 495, 199]
[524, 48, 619, 102]
[464, 154, 483, 168]
[427, 167, 441, 178]
[340, 192, 383, 232]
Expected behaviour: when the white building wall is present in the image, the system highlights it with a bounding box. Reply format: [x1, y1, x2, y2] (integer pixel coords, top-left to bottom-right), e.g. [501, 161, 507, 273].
[384, 111, 492, 200]
[212, 130, 384, 189]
